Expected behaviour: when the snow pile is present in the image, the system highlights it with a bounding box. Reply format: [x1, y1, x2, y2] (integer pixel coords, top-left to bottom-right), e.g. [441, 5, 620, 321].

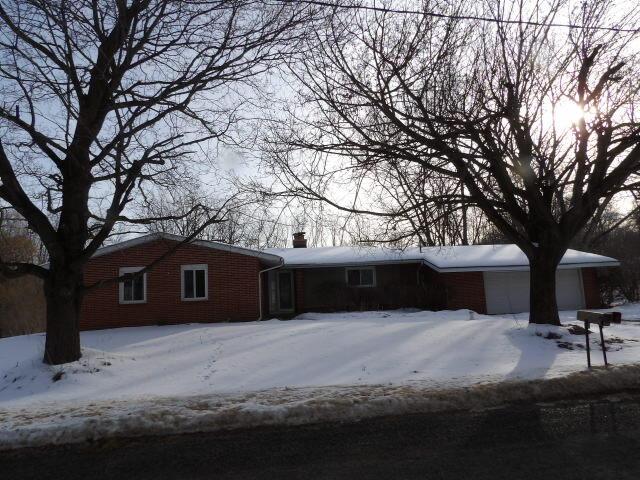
[1, 305, 640, 448]
[3, 364, 640, 450]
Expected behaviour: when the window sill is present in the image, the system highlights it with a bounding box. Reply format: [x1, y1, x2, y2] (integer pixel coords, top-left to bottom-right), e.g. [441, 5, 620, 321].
[119, 300, 147, 305]
[181, 297, 209, 302]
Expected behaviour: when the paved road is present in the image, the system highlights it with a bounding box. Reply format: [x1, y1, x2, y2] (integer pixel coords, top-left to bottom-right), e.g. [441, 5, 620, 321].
[3, 393, 640, 479]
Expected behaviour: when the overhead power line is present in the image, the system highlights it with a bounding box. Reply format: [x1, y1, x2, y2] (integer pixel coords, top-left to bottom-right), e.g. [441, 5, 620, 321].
[273, 0, 640, 33]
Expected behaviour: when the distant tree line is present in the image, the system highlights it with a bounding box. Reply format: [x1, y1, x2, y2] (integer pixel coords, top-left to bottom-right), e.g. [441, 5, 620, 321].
[0, 208, 45, 337]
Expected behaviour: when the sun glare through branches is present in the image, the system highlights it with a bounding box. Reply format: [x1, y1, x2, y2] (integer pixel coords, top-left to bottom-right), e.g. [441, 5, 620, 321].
[552, 99, 597, 131]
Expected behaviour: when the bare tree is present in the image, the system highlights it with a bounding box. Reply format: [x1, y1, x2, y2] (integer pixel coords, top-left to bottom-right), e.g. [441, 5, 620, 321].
[140, 182, 295, 248]
[0, 207, 40, 264]
[577, 188, 640, 248]
[572, 192, 640, 303]
[367, 166, 490, 247]
[266, 0, 640, 325]
[0, 0, 311, 364]
[140, 177, 369, 248]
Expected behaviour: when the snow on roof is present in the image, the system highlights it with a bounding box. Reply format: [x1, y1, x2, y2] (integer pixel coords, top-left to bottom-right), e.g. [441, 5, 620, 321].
[92, 234, 618, 272]
[265, 244, 619, 272]
[93, 232, 282, 265]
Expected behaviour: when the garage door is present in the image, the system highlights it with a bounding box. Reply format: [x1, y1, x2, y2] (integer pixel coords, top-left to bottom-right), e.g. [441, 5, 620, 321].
[483, 269, 585, 314]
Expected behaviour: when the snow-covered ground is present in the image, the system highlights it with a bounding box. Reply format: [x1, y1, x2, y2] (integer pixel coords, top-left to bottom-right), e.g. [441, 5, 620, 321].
[1, 304, 640, 448]
[3, 305, 640, 406]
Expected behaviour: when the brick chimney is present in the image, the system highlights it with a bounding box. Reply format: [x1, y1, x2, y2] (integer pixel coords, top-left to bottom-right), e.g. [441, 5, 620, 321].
[292, 231, 307, 248]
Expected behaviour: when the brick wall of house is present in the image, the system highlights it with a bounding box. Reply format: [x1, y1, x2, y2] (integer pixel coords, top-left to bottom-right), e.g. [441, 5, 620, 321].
[81, 239, 263, 330]
[440, 272, 487, 314]
[294, 263, 427, 313]
[582, 267, 602, 309]
[284, 265, 490, 314]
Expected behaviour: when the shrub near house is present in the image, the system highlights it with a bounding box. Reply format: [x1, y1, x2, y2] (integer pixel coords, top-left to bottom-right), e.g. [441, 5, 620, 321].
[0, 231, 45, 337]
[0, 275, 45, 337]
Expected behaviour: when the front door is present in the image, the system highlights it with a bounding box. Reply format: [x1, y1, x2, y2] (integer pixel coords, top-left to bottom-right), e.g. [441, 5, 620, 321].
[269, 270, 295, 314]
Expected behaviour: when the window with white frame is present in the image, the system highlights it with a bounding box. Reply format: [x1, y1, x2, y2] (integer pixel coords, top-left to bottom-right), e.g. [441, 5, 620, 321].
[346, 267, 376, 287]
[119, 267, 146, 304]
[181, 264, 208, 301]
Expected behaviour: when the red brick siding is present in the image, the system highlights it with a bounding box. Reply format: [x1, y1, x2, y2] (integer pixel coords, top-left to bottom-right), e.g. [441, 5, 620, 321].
[81, 239, 263, 330]
[281, 265, 489, 314]
[582, 267, 601, 309]
[440, 272, 487, 314]
[295, 264, 427, 313]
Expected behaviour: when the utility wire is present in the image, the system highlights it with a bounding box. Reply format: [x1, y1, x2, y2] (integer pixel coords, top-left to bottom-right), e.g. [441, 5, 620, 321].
[273, 0, 640, 33]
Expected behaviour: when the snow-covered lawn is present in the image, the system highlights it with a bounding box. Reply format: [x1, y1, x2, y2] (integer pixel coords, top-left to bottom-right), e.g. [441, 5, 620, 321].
[2, 304, 640, 406]
[1, 304, 640, 448]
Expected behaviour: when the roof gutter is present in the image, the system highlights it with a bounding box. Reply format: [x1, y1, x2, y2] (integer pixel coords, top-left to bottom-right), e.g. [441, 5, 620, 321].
[268, 258, 619, 274]
[426, 260, 621, 273]
[258, 258, 284, 321]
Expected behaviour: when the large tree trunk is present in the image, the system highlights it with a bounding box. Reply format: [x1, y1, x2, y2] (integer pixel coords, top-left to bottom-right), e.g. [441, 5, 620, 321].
[528, 254, 562, 326]
[43, 267, 83, 365]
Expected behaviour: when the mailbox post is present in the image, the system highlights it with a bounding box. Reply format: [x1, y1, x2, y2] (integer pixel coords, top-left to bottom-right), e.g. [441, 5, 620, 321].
[576, 310, 621, 368]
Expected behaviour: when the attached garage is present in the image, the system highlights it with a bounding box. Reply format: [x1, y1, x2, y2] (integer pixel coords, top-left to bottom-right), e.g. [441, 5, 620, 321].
[483, 269, 585, 314]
